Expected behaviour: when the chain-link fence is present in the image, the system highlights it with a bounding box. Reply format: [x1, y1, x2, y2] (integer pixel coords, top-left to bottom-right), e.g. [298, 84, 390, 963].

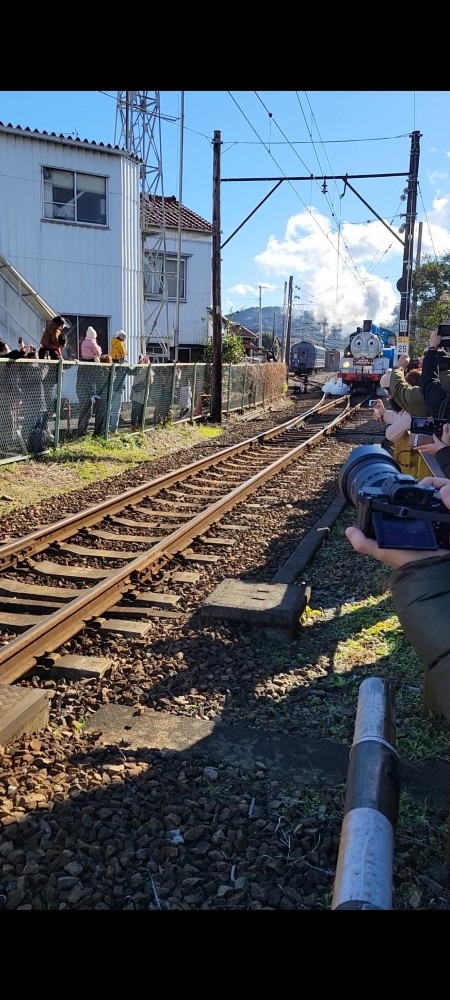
[0, 358, 286, 461]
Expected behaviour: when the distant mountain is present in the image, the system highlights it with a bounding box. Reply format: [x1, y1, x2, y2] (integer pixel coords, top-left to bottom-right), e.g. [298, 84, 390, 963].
[226, 307, 345, 346]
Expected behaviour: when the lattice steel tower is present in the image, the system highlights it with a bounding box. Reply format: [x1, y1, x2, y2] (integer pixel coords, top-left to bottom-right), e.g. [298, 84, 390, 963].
[115, 91, 170, 357]
[115, 91, 163, 197]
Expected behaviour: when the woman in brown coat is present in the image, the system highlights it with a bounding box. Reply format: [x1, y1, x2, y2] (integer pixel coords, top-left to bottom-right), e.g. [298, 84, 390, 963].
[39, 315, 66, 360]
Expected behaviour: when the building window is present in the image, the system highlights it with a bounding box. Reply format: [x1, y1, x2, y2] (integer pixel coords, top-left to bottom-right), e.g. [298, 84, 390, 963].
[62, 315, 109, 360]
[143, 253, 186, 300]
[43, 167, 107, 226]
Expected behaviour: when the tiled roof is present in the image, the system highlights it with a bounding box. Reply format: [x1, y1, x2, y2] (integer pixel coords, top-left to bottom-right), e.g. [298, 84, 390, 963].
[142, 195, 212, 234]
[0, 121, 134, 157]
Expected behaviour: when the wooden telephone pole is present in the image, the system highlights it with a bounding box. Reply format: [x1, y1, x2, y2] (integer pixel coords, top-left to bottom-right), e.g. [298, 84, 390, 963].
[284, 276, 293, 368]
[211, 130, 222, 424]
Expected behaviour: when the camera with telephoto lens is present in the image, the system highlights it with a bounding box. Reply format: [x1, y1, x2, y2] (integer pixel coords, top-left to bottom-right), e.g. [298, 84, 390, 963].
[338, 444, 450, 550]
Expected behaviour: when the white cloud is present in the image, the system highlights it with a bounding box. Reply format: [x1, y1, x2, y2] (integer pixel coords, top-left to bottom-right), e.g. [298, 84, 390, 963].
[427, 169, 448, 184]
[229, 282, 277, 297]
[426, 196, 450, 235]
[254, 208, 402, 335]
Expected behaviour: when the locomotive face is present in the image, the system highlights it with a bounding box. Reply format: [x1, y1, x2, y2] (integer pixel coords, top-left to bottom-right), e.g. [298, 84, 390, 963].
[350, 331, 382, 362]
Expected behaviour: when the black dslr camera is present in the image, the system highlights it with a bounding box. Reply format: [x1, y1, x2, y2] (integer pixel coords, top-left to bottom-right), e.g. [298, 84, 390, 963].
[338, 445, 450, 550]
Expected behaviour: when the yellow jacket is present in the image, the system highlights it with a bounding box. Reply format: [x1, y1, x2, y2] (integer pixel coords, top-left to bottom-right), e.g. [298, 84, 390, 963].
[111, 337, 127, 362]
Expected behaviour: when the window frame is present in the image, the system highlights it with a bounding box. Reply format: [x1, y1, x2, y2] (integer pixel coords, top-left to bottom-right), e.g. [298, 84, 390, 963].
[42, 166, 108, 228]
[143, 252, 187, 301]
[62, 315, 110, 360]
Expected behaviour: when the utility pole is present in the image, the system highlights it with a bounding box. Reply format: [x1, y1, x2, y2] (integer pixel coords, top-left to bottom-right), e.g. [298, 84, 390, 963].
[211, 131, 222, 424]
[280, 281, 288, 363]
[397, 130, 421, 356]
[409, 220, 423, 354]
[258, 285, 263, 350]
[173, 90, 185, 362]
[285, 276, 293, 369]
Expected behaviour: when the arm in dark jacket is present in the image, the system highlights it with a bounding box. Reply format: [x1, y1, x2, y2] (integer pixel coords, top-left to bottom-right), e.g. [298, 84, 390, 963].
[420, 348, 450, 416]
[390, 554, 450, 722]
[390, 367, 428, 416]
[435, 446, 450, 478]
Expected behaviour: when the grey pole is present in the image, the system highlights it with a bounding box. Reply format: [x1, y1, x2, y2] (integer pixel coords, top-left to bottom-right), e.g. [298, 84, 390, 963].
[331, 677, 401, 911]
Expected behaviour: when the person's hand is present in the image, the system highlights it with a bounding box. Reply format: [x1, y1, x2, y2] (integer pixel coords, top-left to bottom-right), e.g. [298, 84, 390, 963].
[429, 330, 442, 349]
[345, 526, 449, 568]
[417, 434, 445, 456]
[397, 354, 409, 371]
[441, 423, 450, 447]
[371, 399, 384, 418]
[418, 476, 450, 508]
[345, 476, 450, 566]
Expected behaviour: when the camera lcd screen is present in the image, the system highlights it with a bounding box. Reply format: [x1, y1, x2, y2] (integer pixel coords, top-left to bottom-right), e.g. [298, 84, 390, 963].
[372, 512, 439, 550]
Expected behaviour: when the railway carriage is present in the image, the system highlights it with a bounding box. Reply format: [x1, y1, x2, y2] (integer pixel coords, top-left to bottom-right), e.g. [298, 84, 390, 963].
[290, 341, 326, 375]
[324, 347, 342, 370]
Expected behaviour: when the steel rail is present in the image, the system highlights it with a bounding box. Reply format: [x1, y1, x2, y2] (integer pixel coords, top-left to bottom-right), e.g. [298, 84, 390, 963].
[0, 395, 342, 572]
[0, 396, 359, 684]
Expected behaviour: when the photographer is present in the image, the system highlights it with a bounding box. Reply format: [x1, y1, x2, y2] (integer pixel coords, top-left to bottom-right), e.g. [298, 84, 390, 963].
[420, 326, 450, 418]
[415, 422, 450, 478]
[371, 369, 422, 444]
[388, 353, 428, 417]
[344, 474, 450, 723]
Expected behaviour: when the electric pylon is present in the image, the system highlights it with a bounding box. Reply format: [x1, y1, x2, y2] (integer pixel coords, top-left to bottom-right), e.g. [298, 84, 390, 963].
[115, 91, 171, 358]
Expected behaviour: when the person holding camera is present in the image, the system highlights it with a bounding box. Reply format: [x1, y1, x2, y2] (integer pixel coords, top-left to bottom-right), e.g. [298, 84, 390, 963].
[342, 454, 450, 723]
[415, 422, 450, 477]
[387, 353, 428, 417]
[371, 370, 423, 444]
[420, 325, 450, 419]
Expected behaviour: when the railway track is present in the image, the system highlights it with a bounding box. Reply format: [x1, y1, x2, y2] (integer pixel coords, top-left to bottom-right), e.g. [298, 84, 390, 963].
[0, 394, 367, 685]
[1, 395, 448, 913]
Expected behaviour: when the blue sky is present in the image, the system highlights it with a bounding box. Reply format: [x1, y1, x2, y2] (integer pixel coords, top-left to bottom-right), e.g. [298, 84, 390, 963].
[1, 90, 450, 337]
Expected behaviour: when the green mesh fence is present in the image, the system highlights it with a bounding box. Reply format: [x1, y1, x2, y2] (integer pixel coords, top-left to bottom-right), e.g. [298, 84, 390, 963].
[0, 359, 285, 461]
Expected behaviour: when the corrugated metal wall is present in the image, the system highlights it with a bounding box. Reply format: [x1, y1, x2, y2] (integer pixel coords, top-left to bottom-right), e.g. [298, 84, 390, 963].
[0, 131, 142, 362]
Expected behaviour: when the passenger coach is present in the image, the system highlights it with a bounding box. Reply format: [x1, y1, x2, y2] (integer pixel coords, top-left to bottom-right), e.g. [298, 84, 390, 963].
[290, 341, 326, 375]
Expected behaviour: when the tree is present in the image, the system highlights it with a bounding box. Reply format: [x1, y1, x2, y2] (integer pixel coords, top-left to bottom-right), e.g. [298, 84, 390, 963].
[204, 322, 246, 364]
[262, 331, 280, 355]
[413, 253, 450, 347]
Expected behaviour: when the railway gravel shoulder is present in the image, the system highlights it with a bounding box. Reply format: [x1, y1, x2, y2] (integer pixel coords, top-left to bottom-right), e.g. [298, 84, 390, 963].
[0, 399, 449, 910]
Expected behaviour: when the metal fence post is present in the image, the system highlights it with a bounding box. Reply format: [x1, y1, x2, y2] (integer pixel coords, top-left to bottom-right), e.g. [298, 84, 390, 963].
[53, 359, 64, 449]
[331, 677, 401, 911]
[190, 364, 197, 423]
[104, 363, 116, 441]
[170, 363, 178, 415]
[226, 362, 232, 415]
[141, 364, 153, 433]
[241, 364, 248, 412]
[254, 365, 259, 407]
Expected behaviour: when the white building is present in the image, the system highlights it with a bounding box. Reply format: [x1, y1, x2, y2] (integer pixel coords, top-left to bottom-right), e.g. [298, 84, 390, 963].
[142, 195, 213, 362]
[0, 122, 213, 364]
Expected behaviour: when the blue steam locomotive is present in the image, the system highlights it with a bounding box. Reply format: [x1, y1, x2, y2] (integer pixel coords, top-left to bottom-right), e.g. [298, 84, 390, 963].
[339, 320, 397, 391]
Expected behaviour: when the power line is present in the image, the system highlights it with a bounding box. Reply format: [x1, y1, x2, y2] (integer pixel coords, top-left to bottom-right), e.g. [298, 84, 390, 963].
[231, 91, 366, 291]
[418, 182, 438, 262]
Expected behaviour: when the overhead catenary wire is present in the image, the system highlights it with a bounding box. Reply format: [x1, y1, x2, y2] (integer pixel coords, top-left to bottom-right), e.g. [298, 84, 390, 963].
[253, 90, 366, 290]
[418, 182, 439, 262]
[227, 91, 367, 292]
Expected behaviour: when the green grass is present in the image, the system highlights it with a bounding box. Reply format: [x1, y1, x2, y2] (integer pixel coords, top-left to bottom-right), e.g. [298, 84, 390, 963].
[0, 422, 225, 512]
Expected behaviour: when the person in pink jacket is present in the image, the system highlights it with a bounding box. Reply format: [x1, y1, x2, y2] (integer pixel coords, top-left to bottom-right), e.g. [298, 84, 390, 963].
[80, 326, 102, 361]
[370, 369, 422, 444]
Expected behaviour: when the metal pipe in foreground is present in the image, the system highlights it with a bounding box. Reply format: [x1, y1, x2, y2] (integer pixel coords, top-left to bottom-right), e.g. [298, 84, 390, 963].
[331, 677, 401, 910]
